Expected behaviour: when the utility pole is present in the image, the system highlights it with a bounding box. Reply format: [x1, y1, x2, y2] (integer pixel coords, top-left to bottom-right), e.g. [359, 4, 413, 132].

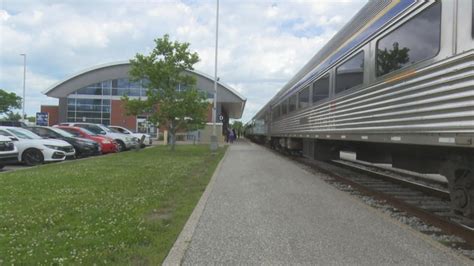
[20, 53, 26, 121]
[210, 0, 219, 152]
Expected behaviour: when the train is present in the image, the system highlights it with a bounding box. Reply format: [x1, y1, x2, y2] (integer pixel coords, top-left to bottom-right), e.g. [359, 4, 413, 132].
[245, 0, 474, 219]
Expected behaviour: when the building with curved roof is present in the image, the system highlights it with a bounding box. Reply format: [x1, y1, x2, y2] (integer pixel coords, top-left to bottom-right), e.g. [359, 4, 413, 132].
[41, 61, 246, 141]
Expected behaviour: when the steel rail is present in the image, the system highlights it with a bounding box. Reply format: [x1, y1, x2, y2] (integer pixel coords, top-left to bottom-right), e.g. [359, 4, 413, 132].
[330, 159, 450, 200]
[292, 156, 474, 247]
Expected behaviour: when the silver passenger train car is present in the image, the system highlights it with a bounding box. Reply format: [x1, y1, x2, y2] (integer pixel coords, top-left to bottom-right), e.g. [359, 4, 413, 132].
[246, 0, 474, 219]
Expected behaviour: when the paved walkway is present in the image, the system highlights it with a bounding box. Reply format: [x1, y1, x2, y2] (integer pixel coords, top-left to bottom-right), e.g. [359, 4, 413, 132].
[180, 140, 469, 265]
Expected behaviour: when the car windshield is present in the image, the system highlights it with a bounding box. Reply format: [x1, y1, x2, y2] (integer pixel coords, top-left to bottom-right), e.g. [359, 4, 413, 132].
[79, 128, 97, 136]
[99, 125, 113, 132]
[60, 128, 80, 137]
[116, 127, 132, 134]
[80, 125, 103, 134]
[108, 127, 120, 133]
[49, 127, 75, 138]
[8, 128, 42, 140]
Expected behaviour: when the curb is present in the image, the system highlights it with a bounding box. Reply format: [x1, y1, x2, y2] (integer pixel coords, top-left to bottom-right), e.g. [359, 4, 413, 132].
[162, 147, 230, 265]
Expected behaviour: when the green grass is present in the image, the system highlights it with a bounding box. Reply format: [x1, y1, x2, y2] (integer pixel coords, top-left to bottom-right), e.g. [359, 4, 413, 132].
[0, 145, 226, 265]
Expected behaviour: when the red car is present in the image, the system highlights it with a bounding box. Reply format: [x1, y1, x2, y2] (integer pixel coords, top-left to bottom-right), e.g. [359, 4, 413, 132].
[55, 126, 118, 154]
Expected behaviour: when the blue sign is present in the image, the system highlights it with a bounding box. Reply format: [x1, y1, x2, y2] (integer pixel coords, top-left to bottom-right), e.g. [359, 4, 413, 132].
[36, 112, 49, 126]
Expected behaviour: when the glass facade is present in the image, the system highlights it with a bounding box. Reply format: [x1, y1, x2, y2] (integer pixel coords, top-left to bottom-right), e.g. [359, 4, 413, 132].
[66, 78, 213, 125]
[74, 78, 147, 97]
[67, 98, 111, 125]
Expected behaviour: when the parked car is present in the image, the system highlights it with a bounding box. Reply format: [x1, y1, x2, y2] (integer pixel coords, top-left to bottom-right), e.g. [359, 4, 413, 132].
[0, 135, 19, 169]
[0, 121, 28, 127]
[55, 126, 118, 154]
[0, 126, 75, 166]
[59, 123, 137, 151]
[27, 126, 101, 158]
[109, 125, 152, 147]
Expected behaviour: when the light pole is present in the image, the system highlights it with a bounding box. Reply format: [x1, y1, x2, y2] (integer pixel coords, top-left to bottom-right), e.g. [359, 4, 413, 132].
[210, 0, 219, 152]
[20, 54, 26, 121]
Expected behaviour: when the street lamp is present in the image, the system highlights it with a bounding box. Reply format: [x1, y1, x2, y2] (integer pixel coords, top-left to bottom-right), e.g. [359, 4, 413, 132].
[210, 0, 219, 152]
[20, 54, 26, 121]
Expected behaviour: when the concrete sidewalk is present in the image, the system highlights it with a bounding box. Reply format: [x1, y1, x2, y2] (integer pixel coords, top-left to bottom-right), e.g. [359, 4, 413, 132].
[175, 140, 470, 265]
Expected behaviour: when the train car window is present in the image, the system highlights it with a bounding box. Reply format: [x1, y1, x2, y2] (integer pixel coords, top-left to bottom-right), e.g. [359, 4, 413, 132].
[335, 51, 364, 94]
[312, 74, 329, 103]
[272, 105, 280, 120]
[281, 100, 288, 115]
[376, 1, 441, 76]
[298, 87, 310, 109]
[288, 95, 297, 112]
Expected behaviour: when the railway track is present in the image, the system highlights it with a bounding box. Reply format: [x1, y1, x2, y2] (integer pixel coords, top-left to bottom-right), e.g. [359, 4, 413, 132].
[274, 149, 474, 257]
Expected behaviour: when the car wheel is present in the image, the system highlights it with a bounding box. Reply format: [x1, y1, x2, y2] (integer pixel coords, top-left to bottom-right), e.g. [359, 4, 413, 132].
[116, 140, 126, 152]
[22, 149, 44, 166]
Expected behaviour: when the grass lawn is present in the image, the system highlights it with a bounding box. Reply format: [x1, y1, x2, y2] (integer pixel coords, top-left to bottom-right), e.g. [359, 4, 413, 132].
[0, 145, 226, 264]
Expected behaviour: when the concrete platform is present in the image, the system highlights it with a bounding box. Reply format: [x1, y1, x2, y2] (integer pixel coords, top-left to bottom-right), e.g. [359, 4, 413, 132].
[176, 140, 470, 265]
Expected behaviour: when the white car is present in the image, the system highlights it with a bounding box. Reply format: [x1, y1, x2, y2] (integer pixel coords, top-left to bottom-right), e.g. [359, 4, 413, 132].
[0, 135, 19, 169]
[108, 125, 152, 147]
[0, 126, 75, 166]
[59, 123, 136, 151]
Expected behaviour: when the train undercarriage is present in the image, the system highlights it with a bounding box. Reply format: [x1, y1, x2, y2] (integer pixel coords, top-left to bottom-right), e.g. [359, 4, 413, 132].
[264, 136, 474, 220]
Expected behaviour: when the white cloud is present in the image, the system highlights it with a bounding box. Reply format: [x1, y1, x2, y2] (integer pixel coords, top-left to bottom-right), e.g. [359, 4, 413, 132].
[0, 9, 11, 21]
[0, 0, 367, 122]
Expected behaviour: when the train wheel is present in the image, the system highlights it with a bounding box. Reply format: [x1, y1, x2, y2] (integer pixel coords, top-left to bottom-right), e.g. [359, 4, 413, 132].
[441, 154, 474, 219]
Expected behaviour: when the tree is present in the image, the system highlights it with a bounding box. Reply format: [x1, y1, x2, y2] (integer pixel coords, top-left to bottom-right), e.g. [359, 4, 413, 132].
[1, 111, 22, 122]
[122, 35, 208, 151]
[377, 42, 410, 76]
[0, 89, 21, 116]
[231, 121, 243, 138]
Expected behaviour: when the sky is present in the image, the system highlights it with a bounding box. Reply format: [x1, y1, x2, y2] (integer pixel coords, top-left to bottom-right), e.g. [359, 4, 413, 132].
[0, 0, 366, 123]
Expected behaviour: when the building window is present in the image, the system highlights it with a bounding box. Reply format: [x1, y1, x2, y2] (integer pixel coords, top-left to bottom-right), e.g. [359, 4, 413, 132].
[75, 78, 146, 97]
[312, 74, 329, 103]
[335, 51, 364, 94]
[101, 80, 112, 96]
[288, 95, 297, 112]
[77, 84, 102, 95]
[114, 78, 141, 97]
[376, 1, 441, 76]
[66, 97, 111, 125]
[177, 84, 189, 92]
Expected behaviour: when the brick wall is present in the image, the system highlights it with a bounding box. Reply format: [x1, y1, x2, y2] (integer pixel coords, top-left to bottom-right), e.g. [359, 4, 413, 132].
[40, 105, 59, 126]
[110, 100, 137, 131]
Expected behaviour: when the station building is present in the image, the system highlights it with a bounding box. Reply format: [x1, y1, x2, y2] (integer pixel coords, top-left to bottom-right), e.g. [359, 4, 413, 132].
[41, 61, 246, 142]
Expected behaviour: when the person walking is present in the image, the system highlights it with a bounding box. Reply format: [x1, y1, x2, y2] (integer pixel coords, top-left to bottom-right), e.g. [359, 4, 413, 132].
[229, 129, 235, 143]
[232, 129, 237, 141]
